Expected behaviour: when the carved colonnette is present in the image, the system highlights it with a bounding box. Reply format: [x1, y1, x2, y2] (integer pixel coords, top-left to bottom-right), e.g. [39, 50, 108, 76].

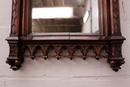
[6, 0, 125, 71]
[108, 0, 126, 71]
[110, 0, 121, 36]
[6, 0, 23, 70]
[10, 0, 21, 36]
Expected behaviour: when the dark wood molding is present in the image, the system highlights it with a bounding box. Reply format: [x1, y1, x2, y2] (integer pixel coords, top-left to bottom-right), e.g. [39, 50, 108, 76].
[10, 0, 21, 36]
[6, 0, 126, 71]
[110, 0, 121, 36]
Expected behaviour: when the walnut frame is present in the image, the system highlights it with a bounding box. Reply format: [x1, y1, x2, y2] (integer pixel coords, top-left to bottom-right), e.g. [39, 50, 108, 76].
[6, 0, 126, 71]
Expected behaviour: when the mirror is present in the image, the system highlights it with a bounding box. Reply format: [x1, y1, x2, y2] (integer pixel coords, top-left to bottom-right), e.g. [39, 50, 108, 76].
[32, 0, 99, 33]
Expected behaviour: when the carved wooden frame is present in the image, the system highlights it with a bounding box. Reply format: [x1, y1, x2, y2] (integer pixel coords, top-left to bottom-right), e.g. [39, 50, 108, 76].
[6, 0, 126, 71]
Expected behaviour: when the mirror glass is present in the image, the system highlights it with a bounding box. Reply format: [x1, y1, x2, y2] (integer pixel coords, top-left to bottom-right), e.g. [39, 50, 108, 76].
[32, 0, 99, 33]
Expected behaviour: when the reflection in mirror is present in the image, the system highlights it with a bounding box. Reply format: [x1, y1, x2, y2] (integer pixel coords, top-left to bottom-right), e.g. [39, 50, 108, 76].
[32, 0, 99, 33]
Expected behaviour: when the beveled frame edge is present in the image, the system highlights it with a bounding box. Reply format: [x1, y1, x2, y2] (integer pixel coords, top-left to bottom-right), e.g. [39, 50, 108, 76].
[6, 0, 126, 71]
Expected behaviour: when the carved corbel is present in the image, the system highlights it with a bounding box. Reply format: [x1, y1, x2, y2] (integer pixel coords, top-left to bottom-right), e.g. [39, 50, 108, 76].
[6, 43, 23, 70]
[108, 42, 125, 71]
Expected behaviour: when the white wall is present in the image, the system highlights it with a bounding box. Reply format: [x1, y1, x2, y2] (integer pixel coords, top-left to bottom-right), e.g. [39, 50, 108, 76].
[0, 0, 130, 87]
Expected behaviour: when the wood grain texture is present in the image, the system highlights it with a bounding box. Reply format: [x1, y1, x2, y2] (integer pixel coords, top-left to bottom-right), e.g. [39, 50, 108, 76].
[6, 0, 126, 71]
[10, 0, 20, 36]
[110, 0, 121, 36]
